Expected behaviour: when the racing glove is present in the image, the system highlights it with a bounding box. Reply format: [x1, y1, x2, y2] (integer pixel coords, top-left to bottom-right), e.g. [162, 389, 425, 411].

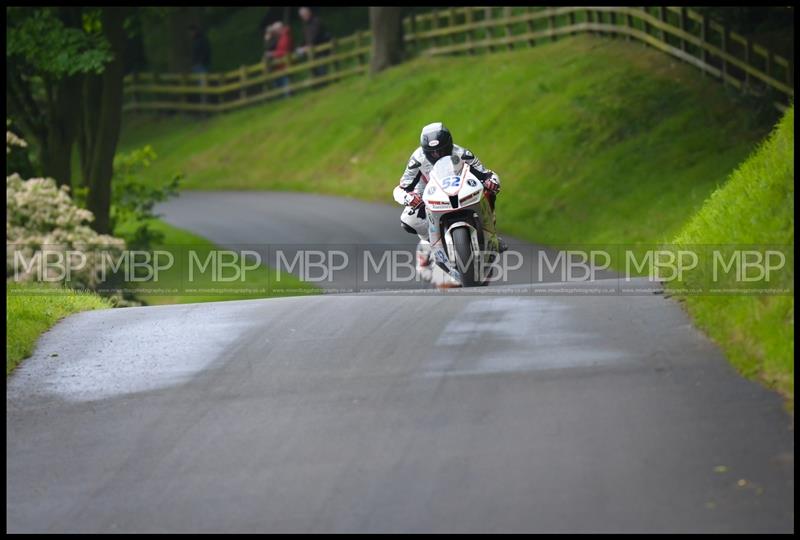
[404, 191, 424, 209]
[483, 174, 500, 195]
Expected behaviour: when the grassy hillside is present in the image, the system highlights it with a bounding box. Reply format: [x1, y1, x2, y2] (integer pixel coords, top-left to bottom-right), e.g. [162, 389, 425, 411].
[7, 282, 113, 375]
[120, 35, 773, 250]
[671, 107, 794, 404]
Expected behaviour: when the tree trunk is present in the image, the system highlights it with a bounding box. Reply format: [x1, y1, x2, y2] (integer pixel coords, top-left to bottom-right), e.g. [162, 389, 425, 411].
[41, 74, 82, 187]
[78, 74, 103, 187]
[369, 7, 404, 75]
[82, 7, 128, 234]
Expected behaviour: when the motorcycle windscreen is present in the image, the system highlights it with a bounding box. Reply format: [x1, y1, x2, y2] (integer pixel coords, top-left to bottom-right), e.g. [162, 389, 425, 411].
[429, 155, 466, 196]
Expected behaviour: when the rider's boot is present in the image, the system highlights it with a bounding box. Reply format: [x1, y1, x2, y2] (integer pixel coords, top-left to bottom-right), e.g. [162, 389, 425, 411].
[498, 236, 508, 253]
[416, 238, 433, 282]
[486, 192, 507, 254]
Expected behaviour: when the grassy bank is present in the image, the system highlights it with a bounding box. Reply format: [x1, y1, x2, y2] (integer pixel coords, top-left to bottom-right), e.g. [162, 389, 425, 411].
[120, 35, 774, 252]
[115, 219, 318, 305]
[6, 282, 113, 375]
[670, 107, 794, 405]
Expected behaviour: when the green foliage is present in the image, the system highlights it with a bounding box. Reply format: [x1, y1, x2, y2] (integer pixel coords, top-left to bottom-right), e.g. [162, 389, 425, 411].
[670, 107, 794, 403]
[109, 145, 182, 249]
[120, 36, 770, 251]
[6, 7, 112, 77]
[6, 281, 112, 375]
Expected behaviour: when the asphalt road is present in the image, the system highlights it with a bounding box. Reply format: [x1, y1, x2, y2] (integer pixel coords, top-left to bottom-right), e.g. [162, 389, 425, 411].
[6, 193, 794, 533]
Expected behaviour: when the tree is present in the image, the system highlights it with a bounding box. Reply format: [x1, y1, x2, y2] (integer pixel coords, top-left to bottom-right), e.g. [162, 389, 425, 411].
[7, 7, 132, 234]
[369, 7, 404, 75]
[6, 7, 111, 186]
[78, 7, 130, 234]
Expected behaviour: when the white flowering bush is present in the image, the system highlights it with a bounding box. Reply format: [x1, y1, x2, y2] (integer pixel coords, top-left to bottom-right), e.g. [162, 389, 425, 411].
[6, 129, 127, 292]
[6, 129, 27, 154]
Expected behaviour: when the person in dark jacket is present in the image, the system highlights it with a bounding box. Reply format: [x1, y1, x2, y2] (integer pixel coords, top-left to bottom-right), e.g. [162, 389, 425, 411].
[189, 24, 211, 74]
[297, 7, 331, 79]
[188, 24, 211, 108]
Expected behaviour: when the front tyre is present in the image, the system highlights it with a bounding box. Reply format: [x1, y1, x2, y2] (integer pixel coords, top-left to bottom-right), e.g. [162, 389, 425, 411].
[452, 227, 479, 287]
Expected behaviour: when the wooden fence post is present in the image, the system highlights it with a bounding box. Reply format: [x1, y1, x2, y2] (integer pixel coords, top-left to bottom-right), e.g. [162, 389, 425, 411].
[262, 59, 270, 94]
[625, 11, 633, 41]
[448, 7, 456, 49]
[658, 7, 667, 44]
[131, 72, 138, 112]
[152, 72, 161, 114]
[720, 26, 729, 87]
[679, 8, 688, 53]
[764, 50, 773, 82]
[568, 10, 576, 37]
[700, 13, 709, 77]
[549, 11, 557, 42]
[528, 7, 538, 46]
[331, 37, 340, 73]
[609, 11, 617, 39]
[465, 7, 475, 54]
[239, 66, 247, 101]
[504, 6, 513, 50]
[484, 7, 494, 52]
[642, 7, 650, 37]
[408, 14, 417, 55]
[358, 31, 366, 68]
[743, 38, 751, 90]
[430, 8, 439, 50]
[181, 73, 189, 107]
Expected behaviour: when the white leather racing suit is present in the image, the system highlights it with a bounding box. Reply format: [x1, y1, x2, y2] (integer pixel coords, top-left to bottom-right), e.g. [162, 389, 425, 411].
[392, 144, 499, 240]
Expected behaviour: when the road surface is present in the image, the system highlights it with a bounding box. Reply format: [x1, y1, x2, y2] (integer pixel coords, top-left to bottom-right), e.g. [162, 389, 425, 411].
[6, 192, 793, 533]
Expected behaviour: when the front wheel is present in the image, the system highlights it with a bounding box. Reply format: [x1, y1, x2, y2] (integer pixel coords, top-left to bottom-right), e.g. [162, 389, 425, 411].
[452, 227, 479, 287]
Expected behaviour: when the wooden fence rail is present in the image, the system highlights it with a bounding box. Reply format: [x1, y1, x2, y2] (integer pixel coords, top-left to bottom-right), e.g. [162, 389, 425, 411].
[123, 6, 794, 115]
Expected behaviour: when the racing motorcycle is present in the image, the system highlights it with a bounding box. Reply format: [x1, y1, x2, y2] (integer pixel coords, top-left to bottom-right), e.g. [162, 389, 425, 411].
[421, 155, 502, 287]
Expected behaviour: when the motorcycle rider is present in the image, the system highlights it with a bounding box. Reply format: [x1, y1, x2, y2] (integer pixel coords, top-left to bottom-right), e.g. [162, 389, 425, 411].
[392, 122, 505, 282]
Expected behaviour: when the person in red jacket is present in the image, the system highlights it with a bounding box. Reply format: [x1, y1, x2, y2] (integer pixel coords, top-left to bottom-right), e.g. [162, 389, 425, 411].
[267, 21, 293, 97]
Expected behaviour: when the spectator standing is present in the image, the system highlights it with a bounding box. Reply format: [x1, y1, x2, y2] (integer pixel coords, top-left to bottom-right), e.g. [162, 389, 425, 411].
[188, 24, 211, 108]
[267, 21, 293, 98]
[189, 24, 211, 74]
[298, 7, 332, 80]
[263, 23, 278, 64]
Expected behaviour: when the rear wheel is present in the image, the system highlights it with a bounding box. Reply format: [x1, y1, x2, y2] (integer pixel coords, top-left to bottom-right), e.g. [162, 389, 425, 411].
[452, 227, 479, 287]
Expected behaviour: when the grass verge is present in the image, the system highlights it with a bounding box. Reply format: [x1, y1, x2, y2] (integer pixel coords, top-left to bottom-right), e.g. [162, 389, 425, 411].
[114, 219, 319, 305]
[670, 106, 794, 406]
[6, 282, 112, 375]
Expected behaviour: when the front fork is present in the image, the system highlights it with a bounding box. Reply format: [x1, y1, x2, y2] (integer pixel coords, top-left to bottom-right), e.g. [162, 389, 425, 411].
[427, 198, 499, 281]
[428, 218, 461, 282]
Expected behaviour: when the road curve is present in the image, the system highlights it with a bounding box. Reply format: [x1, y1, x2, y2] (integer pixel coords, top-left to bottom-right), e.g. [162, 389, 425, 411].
[152, 191, 615, 290]
[6, 193, 794, 533]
